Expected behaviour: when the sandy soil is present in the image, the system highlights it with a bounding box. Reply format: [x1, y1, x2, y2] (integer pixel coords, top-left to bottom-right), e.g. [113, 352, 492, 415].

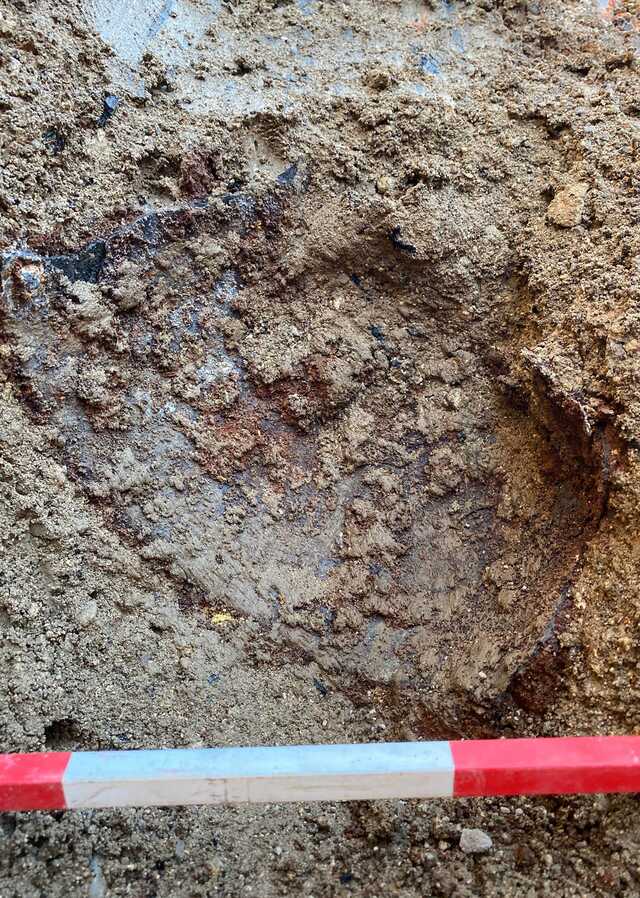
[1, 0, 640, 895]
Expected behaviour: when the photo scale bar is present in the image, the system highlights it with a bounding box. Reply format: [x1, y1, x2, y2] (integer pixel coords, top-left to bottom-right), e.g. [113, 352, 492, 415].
[1, 737, 639, 812]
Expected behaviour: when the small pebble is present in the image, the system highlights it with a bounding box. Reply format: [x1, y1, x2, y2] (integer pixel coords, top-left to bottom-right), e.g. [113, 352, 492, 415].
[98, 94, 120, 127]
[546, 182, 588, 228]
[76, 599, 98, 628]
[460, 827, 493, 854]
[364, 68, 392, 90]
[89, 856, 107, 898]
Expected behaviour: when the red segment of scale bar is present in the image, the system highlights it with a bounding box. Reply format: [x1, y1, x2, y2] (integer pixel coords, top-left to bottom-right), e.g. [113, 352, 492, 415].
[0, 752, 71, 811]
[451, 736, 640, 797]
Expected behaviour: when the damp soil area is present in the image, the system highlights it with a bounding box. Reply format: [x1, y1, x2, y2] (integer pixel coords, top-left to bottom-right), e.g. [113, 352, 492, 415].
[1, 183, 608, 723]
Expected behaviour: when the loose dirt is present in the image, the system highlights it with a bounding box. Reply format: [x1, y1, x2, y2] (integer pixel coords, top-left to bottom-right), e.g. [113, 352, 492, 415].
[1, 0, 640, 895]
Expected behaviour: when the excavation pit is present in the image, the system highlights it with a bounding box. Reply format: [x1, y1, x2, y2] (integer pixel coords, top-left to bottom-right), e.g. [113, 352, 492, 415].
[1, 191, 605, 729]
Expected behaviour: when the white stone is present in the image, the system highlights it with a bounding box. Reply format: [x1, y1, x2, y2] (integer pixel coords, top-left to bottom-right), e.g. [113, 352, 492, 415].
[460, 827, 493, 854]
[76, 599, 98, 628]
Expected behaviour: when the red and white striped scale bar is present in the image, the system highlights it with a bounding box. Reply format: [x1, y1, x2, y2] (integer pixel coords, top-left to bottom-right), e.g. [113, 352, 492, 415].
[1, 737, 639, 812]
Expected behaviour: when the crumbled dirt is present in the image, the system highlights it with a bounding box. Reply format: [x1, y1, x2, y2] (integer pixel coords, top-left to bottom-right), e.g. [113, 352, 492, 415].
[1, 0, 640, 895]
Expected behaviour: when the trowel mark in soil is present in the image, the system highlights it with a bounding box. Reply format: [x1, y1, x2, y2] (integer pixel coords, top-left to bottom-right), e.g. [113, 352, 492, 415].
[0, 185, 606, 732]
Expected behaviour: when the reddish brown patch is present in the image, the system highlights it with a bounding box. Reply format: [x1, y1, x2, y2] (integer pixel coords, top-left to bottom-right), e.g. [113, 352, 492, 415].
[179, 149, 220, 198]
[196, 409, 264, 479]
[508, 636, 569, 715]
[254, 358, 347, 428]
